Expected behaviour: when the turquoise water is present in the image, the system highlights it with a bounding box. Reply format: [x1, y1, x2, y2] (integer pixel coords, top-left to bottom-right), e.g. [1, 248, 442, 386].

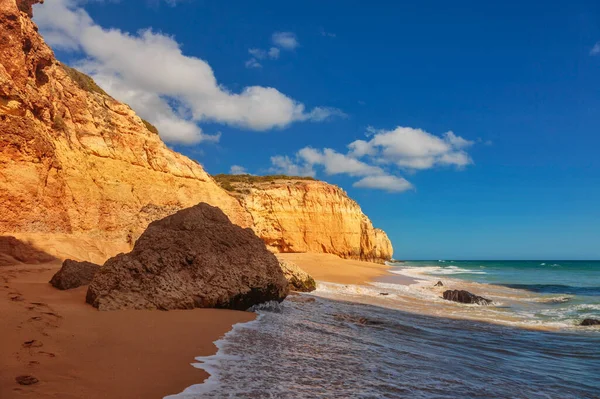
[395, 260, 600, 326]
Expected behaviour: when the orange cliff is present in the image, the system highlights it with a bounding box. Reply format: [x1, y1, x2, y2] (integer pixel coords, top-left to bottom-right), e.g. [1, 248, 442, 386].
[214, 176, 394, 263]
[0, 0, 393, 264]
[0, 0, 252, 260]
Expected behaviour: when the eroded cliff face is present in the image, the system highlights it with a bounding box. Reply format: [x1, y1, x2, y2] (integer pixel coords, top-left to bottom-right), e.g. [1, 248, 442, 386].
[0, 0, 393, 264]
[220, 178, 393, 263]
[0, 0, 252, 258]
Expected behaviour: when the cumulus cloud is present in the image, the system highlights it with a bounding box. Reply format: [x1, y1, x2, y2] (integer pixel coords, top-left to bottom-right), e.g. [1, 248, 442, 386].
[270, 126, 475, 193]
[353, 175, 413, 193]
[33, 0, 342, 144]
[270, 155, 315, 177]
[591, 42, 600, 56]
[229, 165, 248, 175]
[349, 127, 474, 170]
[272, 32, 299, 50]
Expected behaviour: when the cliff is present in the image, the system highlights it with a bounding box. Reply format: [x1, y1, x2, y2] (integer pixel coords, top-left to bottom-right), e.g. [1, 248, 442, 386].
[0, 0, 393, 264]
[0, 0, 252, 258]
[214, 175, 393, 263]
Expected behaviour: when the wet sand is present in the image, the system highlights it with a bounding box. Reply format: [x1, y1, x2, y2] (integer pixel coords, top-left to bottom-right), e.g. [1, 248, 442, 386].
[0, 262, 255, 399]
[276, 253, 391, 285]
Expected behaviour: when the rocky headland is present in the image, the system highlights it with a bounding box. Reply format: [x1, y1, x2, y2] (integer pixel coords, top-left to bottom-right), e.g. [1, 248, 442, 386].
[214, 174, 393, 263]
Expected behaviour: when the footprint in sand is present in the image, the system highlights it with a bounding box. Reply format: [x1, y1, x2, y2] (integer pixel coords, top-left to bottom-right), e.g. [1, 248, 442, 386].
[22, 340, 43, 348]
[37, 351, 56, 358]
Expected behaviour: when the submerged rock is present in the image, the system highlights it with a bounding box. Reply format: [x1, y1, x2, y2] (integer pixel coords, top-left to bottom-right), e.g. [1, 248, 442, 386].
[334, 313, 384, 326]
[86, 203, 289, 311]
[580, 318, 600, 326]
[278, 260, 317, 292]
[434, 281, 444, 287]
[443, 290, 492, 305]
[50, 259, 100, 290]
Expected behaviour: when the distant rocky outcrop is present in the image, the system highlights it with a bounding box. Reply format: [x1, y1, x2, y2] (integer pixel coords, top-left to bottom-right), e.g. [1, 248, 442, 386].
[50, 259, 100, 290]
[86, 203, 289, 311]
[0, 236, 55, 266]
[214, 175, 393, 263]
[580, 318, 600, 326]
[278, 259, 316, 292]
[443, 290, 492, 305]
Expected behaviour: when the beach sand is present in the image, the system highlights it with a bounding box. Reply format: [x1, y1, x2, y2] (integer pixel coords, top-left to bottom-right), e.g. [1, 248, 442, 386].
[0, 262, 255, 399]
[276, 253, 391, 285]
[1, 252, 390, 398]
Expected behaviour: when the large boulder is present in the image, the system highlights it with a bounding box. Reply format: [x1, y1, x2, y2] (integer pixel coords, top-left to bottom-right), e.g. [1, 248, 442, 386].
[86, 203, 289, 311]
[50, 259, 100, 290]
[580, 318, 600, 326]
[278, 259, 317, 292]
[443, 290, 492, 305]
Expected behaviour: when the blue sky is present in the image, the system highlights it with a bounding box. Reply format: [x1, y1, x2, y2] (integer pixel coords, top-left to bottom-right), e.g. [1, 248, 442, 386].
[34, 0, 600, 259]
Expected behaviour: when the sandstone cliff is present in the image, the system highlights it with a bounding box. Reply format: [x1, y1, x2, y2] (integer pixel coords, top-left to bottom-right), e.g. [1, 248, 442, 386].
[0, 0, 393, 264]
[214, 175, 394, 263]
[0, 0, 252, 258]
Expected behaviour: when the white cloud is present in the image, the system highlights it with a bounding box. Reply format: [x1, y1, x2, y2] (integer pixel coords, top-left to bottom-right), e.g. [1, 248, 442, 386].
[272, 32, 299, 50]
[33, 0, 342, 144]
[246, 47, 279, 68]
[349, 126, 474, 170]
[353, 175, 413, 193]
[270, 155, 315, 177]
[245, 58, 262, 69]
[590, 42, 600, 56]
[229, 165, 248, 175]
[268, 47, 280, 59]
[298, 148, 383, 177]
[270, 125, 475, 193]
[248, 48, 267, 59]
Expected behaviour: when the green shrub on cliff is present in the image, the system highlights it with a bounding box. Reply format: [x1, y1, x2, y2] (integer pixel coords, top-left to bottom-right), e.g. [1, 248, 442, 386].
[59, 64, 109, 97]
[214, 174, 316, 191]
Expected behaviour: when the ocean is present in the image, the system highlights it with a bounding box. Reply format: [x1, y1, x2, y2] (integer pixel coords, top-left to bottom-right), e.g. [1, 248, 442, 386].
[169, 261, 600, 399]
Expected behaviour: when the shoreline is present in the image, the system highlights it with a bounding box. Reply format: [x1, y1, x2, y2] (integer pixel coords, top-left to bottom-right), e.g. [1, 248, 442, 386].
[276, 253, 391, 285]
[1, 252, 388, 398]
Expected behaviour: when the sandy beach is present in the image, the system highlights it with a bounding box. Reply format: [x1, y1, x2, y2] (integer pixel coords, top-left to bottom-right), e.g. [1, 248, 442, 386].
[0, 252, 390, 398]
[0, 261, 255, 399]
[277, 253, 390, 285]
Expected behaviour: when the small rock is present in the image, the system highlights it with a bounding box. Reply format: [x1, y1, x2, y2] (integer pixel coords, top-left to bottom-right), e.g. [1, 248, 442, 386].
[50, 259, 101, 290]
[580, 318, 600, 326]
[443, 290, 492, 305]
[434, 281, 444, 287]
[379, 292, 389, 296]
[16, 375, 38, 385]
[278, 260, 317, 292]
